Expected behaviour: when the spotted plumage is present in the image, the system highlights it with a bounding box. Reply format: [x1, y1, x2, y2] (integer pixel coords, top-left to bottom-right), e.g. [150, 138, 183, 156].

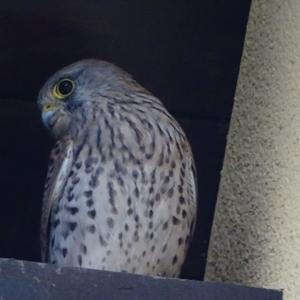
[38, 59, 197, 277]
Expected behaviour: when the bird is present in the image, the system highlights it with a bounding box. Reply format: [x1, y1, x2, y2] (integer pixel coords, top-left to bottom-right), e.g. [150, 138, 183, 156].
[38, 59, 197, 277]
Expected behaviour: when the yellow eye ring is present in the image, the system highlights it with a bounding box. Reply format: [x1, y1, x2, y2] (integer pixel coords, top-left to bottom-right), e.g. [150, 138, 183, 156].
[52, 78, 75, 100]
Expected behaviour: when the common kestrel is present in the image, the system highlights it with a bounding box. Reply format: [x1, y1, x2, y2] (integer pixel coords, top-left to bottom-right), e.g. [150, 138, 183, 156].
[38, 59, 197, 277]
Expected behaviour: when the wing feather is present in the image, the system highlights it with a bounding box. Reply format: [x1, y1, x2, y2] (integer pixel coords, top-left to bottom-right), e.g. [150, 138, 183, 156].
[40, 138, 73, 261]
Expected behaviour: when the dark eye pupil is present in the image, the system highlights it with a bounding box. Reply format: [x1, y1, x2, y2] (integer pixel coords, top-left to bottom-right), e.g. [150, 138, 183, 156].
[58, 80, 73, 95]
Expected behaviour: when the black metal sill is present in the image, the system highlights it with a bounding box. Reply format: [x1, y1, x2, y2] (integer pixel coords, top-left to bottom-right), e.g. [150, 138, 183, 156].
[0, 258, 282, 300]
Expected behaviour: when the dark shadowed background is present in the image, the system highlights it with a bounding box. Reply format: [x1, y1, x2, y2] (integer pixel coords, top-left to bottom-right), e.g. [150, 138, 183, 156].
[0, 0, 251, 280]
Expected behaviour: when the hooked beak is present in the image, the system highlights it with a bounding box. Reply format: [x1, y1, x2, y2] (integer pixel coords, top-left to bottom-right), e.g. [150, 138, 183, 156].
[41, 102, 60, 129]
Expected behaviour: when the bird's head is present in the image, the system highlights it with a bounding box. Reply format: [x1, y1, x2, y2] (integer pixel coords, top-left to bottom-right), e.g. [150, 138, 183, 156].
[38, 59, 139, 139]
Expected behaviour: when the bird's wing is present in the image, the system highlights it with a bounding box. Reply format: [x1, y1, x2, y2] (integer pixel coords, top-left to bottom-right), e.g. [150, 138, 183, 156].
[187, 152, 198, 237]
[40, 137, 74, 261]
[160, 137, 198, 273]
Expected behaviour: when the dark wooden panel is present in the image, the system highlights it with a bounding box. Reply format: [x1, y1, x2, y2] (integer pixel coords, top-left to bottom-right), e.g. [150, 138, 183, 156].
[0, 0, 250, 117]
[178, 117, 229, 279]
[0, 259, 282, 300]
[0, 0, 251, 282]
[0, 100, 51, 260]
[0, 99, 227, 280]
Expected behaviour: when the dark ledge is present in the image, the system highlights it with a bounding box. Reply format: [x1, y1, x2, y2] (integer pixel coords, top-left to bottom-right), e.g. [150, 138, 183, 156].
[0, 258, 282, 300]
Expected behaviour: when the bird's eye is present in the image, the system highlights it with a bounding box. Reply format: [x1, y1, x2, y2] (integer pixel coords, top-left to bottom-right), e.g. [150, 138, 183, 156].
[53, 78, 75, 99]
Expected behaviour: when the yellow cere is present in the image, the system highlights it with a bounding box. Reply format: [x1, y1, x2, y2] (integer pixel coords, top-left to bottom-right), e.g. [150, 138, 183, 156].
[42, 102, 59, 113]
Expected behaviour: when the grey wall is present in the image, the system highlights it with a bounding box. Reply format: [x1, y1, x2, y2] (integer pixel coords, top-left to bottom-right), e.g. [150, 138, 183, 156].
[206, 1, 300, 298]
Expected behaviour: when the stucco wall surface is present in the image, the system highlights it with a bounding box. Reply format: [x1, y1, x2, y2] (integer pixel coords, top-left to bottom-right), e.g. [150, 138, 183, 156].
[205, 1, 300, 299]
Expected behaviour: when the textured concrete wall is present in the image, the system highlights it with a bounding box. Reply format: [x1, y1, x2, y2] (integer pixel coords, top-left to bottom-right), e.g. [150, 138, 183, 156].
[205, 1, 300, 299]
